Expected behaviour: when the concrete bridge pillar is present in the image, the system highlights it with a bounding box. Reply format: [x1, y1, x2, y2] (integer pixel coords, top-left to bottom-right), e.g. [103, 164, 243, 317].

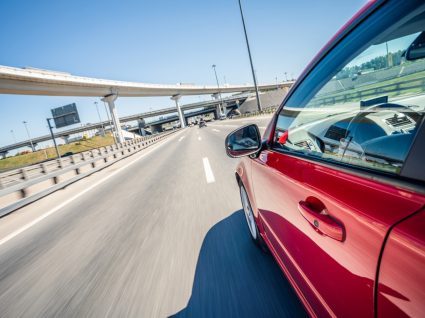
[213, 109, 219, 120]
[171, 94, 186, 128]
[102, 93, 123, 143]
[138, 118, 147, 136]
[212, 93, 224, 117]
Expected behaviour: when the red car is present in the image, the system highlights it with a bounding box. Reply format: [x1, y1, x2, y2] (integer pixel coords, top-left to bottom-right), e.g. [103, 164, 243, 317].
[225, 1, 425, 317]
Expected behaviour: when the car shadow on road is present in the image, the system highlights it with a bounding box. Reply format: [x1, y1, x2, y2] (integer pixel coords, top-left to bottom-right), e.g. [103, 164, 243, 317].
[170, 210, 307, 318]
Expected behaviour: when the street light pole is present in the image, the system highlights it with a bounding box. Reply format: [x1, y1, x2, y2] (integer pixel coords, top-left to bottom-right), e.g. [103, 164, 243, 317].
[386, 41, 390, 67]
[212, 64, 224, 116]
[237, 0, 262, 112]
[102, 101, 116, 143]
[22, 121, 35, 152]
[10, 129, 16, 144]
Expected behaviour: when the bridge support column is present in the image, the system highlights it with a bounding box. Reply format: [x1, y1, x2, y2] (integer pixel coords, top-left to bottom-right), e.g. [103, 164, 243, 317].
[212, 93, 224, 117]
[213, 109, 219, 120]
[102, 94, 123, 143]
[171, 94, 186, 128]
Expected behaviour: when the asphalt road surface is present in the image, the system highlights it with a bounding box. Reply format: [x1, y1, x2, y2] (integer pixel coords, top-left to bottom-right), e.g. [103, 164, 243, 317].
[0, 116, 307, 318]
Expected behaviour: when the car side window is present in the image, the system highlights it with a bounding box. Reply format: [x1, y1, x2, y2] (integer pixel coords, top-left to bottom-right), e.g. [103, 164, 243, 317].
[274, 28, 425, 175]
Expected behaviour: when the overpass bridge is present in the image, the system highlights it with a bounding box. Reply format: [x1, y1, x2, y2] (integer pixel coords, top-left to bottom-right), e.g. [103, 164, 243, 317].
[119, 93, 247, 123]
[131, 108, 221, 134]
[0, 65, 293, 143]
[0, 94, 248, 155]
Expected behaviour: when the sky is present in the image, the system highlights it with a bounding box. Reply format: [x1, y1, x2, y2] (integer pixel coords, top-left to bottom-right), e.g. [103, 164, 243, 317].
[0, 0, 367, 147]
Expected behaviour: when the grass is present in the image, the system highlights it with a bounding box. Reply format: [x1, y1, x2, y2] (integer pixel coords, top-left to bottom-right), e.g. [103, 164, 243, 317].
[0, 134, 115, 172]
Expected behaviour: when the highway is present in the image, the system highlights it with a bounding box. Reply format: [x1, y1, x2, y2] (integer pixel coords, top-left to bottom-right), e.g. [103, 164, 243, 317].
[0, 116, 306, 318]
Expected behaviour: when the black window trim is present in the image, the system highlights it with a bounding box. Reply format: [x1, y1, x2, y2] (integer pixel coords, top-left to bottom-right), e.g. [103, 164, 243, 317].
[401, 116, 425, 181]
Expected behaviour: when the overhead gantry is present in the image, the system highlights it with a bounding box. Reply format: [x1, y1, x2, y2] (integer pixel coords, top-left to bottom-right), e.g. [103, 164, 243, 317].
[0, 65, 294, 143]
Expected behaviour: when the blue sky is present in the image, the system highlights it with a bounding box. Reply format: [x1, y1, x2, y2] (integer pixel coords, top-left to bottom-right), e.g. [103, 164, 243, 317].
[0, 0, 366, 146]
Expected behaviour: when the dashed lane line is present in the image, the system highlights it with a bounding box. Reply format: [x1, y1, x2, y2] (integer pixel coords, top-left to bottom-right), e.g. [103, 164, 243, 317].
[202, 157, 215, 183]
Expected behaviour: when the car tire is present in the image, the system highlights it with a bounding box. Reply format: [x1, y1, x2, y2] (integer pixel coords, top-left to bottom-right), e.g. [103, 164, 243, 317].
[239, 182, 268, 252]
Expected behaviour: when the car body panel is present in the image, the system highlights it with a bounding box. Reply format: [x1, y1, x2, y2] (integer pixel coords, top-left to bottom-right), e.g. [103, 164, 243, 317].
[377, 209, 425, 317]
[249, 150, 425, 317]
[232, 0, 425, 316]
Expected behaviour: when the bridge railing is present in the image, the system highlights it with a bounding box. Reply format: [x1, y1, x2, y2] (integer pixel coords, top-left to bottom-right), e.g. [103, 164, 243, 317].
[0, 129, 179, 217]
[236, 106, 278, 119]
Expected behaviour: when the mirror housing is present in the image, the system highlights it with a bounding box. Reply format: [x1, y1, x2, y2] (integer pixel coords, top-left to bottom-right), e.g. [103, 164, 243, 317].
[225, 124, 262, 158]
[406, 31, 425, 61]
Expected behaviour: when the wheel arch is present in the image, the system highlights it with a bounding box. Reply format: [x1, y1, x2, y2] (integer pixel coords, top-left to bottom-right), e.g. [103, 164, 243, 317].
[235, 160, 263, 230]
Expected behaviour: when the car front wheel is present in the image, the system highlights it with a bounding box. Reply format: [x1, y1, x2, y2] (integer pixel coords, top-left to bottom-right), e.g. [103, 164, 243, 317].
[239, 183, 268, 251]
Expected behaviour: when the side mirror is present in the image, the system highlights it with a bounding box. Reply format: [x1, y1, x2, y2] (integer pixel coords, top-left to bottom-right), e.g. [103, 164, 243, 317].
[225, 124, 262, 158]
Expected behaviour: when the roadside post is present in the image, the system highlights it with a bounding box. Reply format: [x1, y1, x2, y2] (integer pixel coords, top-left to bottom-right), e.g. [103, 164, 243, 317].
[46, 118, 62, 165]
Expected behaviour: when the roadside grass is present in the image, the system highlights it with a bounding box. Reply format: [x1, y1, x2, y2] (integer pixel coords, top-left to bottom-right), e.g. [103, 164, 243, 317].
[0, 134, 115, 172]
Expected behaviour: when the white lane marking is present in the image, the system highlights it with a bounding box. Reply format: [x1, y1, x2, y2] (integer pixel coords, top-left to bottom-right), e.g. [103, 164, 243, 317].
[198, 136, 202, 141]
[212, 129, 220, 132]
[209, 124, 240, 128]
[202, 157, 215, 183]
[0, 130, 185, 247]
[178, 136, 185, 142]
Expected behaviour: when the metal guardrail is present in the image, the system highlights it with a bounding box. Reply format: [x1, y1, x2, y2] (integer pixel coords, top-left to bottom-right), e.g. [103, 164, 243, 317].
[311, 76, 425, 106]
[238, 106, 277, 118]
[0, 129, 179, 217]
[0, 140, 144, 187]
[234, 77, 425, 116]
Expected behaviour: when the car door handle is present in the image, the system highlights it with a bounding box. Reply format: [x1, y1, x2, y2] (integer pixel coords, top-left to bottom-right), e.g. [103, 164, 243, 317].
[298, 200, 345, 242]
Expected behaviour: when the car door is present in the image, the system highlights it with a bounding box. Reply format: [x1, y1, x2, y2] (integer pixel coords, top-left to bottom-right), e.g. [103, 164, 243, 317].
[251, 1, 425, 317]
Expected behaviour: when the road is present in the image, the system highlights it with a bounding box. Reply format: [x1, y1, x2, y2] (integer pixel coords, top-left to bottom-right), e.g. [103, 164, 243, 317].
[0, 115, 307, 318]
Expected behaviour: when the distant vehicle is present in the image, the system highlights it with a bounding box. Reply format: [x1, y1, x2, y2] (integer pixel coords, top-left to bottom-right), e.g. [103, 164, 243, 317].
[219, 114, 226, 120]
[225, 1, 425, 317]
[62, 152, 73, 157]
[198, 119, 207, 128]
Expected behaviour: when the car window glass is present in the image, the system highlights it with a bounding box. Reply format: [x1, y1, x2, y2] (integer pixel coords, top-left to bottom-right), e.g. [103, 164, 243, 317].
[274, 17, 425, 175]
